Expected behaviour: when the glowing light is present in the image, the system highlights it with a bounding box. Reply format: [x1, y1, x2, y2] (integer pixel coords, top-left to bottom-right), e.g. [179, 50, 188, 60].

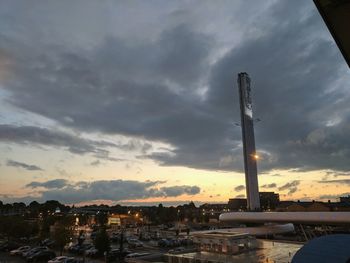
[252, 154, 260, 160]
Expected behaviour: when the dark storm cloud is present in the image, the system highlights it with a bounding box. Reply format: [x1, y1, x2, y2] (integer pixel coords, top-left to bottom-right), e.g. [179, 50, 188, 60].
[0, 124, 112, 154]
[318, 179, 350, 185]
[278, 180, 300, 195]
[234, 185, 245, 192]
[26, 179, 69, 189]
[159, 185, 200, 197]
[261, 183, 277, 189]
[0, 124, 134, 161]
[7, 160, 43, 171]
[21, 179, 201, 204]
[324, 171, 350, 178]
[271, 174, 282, 177]
[0, 0, 349, 173]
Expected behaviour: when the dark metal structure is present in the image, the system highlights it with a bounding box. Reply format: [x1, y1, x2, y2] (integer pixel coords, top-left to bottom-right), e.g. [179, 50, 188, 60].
[314, 0, 350, 68]
[237, 73, 260, 211]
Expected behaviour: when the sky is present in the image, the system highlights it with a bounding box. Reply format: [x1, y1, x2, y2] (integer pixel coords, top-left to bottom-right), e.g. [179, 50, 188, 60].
[0, 0, 350, 206]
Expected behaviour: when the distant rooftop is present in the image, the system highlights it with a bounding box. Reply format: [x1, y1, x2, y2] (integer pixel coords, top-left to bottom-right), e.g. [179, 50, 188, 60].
[191, 231, 249, 239]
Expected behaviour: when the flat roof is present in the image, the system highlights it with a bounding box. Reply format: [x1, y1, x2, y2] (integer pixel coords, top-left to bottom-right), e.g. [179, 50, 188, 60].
[191, 231, 249, 239]
[167, 240, 302, 263]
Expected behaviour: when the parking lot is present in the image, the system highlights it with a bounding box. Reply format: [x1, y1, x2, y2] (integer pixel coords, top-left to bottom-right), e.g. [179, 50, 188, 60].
[0, 251, 105, 263]
[0, 236, 192, 263]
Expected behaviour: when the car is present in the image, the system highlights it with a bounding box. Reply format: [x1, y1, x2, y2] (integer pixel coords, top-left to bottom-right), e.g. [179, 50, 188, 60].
[27, 250, 56, 262]
[10, 245, 31, 256]
[140, 234, 151, 241]
[78, 243, 93, 254]
[125, 252, 150, 258]
[23, 246, 48, 258]
[85, 246, 98, 257]
[110, 233, 121, 242]
[48, 256, 71, 263]
[158, 239, 170, 247]
[127, 238, 143, 248]
[90, 231, 97, 240]
[64, 242, 74, 251]
[48, 256, 82, 263]
[68, 244, 81, 253]
[41, 238, 55, 247]
[168, 247, 185, 253]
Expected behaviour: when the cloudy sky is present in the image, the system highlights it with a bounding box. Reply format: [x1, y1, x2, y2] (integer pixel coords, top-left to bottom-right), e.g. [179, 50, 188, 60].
[0, 0, 349, 206]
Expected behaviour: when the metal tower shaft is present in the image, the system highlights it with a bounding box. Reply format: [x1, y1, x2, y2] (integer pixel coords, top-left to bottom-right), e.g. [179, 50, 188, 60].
[237, 72, 260, 211]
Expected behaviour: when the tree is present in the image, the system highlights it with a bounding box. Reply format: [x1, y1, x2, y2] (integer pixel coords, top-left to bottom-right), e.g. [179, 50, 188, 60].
[78, 214, 88, 226]
[93, 227, 110, 256]
[52, 221, 74, 256]
[96, 212, 108, 226]
[39, 216, 56, 240]
[29, 201, 40, 217]
[0, 216, 37, 240]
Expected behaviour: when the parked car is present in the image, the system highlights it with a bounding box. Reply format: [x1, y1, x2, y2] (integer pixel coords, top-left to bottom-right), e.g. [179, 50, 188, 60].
[64, 242, 74, 251]
[10, 245, 31, 256]
[127, 238, 143, 248]
[27, 250, 56, 262]
[90, 231, 97, 240]
[23, 246, 48, 258]
[68, 244, 81, 253]
[85, 246, 98, 257]
[48, 256, 82, 263]
[125, 252, 150, 258]
[168, 247, 185, 253]
[110, 233, 121, 242]
[158, 239, 170, 247]
[41, 238, 55, 247]
[48, 256, 72, 263]
[139, 233, 151, 241]
[78, 243, 93, 254]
